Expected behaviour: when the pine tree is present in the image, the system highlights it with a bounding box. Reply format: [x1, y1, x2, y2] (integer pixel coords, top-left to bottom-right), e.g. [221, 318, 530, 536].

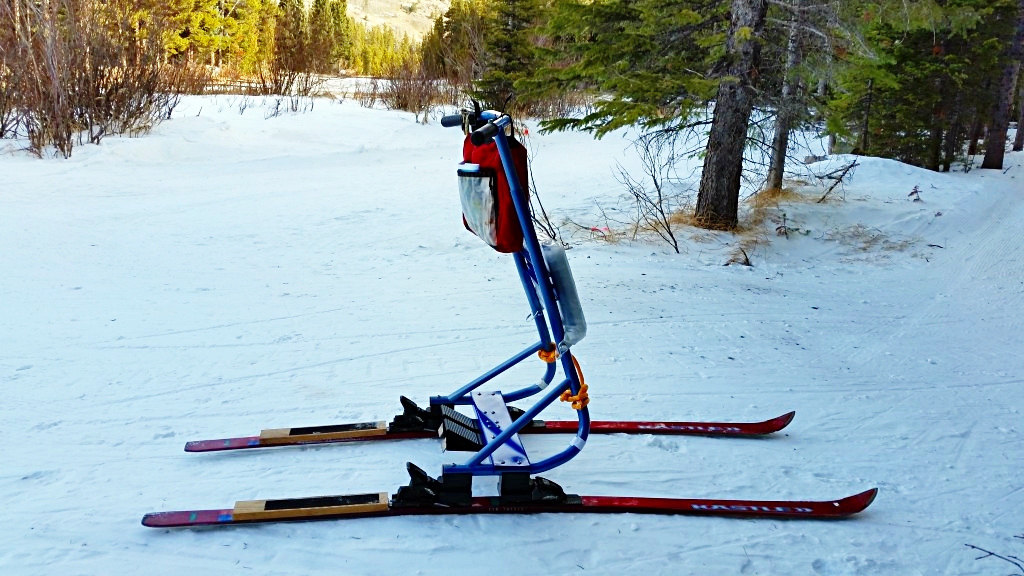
[694, 0, 768, 229]
[276, 0, 310, 72]
[309, 0, 350, 73]
[535, 0, 722, 135]
[981, 0, 1024, 169]
[827, 0, 1018, 170]
[533, 0, 769, 228]
[219, 0, 266, 74]
[472, 0, 539, 111]
[160, 0, 224, 63]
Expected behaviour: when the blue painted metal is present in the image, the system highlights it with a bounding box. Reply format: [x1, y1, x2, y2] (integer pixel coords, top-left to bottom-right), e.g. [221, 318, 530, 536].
[431, 341, 548, 406]
[432, 113, 590, 477]
[471, 390, 530, 467]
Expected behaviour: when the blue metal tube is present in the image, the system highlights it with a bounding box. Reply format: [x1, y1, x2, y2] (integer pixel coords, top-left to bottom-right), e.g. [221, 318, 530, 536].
[432, 341, 546, 405]
[514, 252, 552, 346]
[490, 124, 568, 351]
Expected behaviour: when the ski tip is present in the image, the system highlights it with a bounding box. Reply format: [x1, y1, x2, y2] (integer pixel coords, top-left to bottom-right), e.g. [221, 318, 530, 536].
[771, 411, 796, 431]
[839, 488, 878, 515]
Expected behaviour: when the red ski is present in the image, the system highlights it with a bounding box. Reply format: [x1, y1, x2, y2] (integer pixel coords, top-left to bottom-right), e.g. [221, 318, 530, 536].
[142, 487, 877, 528]
[184, 411, 796, 453]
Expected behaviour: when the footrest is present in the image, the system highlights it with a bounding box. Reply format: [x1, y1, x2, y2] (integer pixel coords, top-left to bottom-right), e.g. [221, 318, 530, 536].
[439, 405, 484, 452]
[471, 390, 530, 467]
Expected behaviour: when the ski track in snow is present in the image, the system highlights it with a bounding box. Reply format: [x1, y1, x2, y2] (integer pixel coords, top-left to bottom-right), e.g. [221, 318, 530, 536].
[1, 97, 1022, 575]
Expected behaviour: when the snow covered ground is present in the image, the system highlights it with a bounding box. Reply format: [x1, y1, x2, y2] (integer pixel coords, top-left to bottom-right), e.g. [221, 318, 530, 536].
[2, 97, 1022, 575]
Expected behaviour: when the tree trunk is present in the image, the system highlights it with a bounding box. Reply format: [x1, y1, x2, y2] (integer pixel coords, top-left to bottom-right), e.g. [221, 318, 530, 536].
[858, 79, 873, 153]
[926, 119, 943, 172]
[766, 1, 803, 191]
[981, 62, 1021, 169]
[967, 116, 983, 156]
[941, 91, 964, 172]
[981, 0, 1024, 169]
[695, 0, 768, 230]
[1014, 72, 1024, 152]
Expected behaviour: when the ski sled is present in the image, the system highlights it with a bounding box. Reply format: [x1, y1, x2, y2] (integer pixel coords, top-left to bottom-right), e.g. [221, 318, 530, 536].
[143, 109, 876, 528]
[184, 397, 797, 452]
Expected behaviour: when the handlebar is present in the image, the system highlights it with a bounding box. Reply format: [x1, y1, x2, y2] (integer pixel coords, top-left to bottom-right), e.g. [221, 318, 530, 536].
[471, 122, 500, 146]
[441, 109, 508, 145]
[441, 114, 463, 128]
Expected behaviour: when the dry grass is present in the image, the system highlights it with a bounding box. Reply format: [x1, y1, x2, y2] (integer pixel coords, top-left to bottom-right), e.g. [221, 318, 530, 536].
[824, 224, 916, 263]
[722, 186, 811, 265]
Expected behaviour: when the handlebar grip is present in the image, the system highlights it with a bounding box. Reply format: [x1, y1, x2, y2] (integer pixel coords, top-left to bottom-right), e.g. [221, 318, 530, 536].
[470, 122, 500, 145]
[441, 114, 463, 128]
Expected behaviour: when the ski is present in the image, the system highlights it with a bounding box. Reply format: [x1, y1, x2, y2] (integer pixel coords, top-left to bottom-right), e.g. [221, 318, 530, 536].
[142, 487, 877, 528]
[184, 410, 796, 453]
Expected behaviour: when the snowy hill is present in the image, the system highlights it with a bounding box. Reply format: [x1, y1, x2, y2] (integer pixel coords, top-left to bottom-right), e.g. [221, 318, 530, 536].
[348, 0, 449, 38]
[1, 97, 1022, 575]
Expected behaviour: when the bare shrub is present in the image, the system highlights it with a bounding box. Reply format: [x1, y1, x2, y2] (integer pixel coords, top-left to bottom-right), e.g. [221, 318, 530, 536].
[377, 61, 439, 123]
[0, 51, 22, 138]
[0, 0, 212, 157]
[355, 78, 382, 108]
[514, 91, 594, 122]
[965, 540, 1024, 574]
[615, 132, 693, 253]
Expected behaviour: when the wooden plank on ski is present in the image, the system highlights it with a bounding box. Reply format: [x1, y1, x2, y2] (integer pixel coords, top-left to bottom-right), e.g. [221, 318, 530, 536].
[232, 492, 389, 521]
[258, 421, 387, 445]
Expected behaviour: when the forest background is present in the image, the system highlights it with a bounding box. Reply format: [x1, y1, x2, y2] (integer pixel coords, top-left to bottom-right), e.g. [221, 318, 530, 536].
[1, 0, 1022, 231]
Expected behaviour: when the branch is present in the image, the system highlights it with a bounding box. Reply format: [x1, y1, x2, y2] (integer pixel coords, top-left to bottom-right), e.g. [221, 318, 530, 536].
[965, 544, 1024, 575]
[816, 160, 860, 203]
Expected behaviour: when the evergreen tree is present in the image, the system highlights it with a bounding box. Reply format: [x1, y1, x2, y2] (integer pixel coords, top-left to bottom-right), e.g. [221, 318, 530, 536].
[160, 0, 223, 62]
[471, 0, 539, 111]
[535, 0, 764, 229]
[534, 0, 722, 135]
[219, 0, 266, 74]
[276, 0, 310, 72]
[309, 0, 351, 73]
[981, 0, 1024, 169]
[694, 0, 768, 229]
[827, 0, 1018, 170]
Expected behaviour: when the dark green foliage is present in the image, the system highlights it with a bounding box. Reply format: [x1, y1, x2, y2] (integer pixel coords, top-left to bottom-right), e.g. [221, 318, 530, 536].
[349, 23, 417, 76]
[470, 0, 541, 111]
[272, 0, 354, 74]
[309, 0, 351, 74]
[531, 0, 723, 136]
[827, 0, 1019, 170]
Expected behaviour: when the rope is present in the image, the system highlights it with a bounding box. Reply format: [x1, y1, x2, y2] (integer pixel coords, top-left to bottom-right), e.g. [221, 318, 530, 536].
[559, 356, 590, 410]
[538, 343, 558, 363]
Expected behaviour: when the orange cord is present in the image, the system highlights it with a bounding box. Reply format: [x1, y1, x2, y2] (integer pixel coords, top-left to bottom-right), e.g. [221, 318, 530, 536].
[538, 343, 559, 363]
[559, 356, 590, 410]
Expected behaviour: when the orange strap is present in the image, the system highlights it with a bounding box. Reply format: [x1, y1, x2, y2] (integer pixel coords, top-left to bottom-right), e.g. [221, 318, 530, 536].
[559, 356, 590, 410]
[538, 343, 558, 364]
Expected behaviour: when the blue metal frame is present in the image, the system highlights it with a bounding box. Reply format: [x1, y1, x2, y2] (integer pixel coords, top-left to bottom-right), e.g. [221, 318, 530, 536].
[435, 112, 590, 477]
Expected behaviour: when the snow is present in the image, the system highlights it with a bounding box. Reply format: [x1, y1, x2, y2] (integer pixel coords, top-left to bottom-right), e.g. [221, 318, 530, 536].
[2, 96, 1022, 575]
